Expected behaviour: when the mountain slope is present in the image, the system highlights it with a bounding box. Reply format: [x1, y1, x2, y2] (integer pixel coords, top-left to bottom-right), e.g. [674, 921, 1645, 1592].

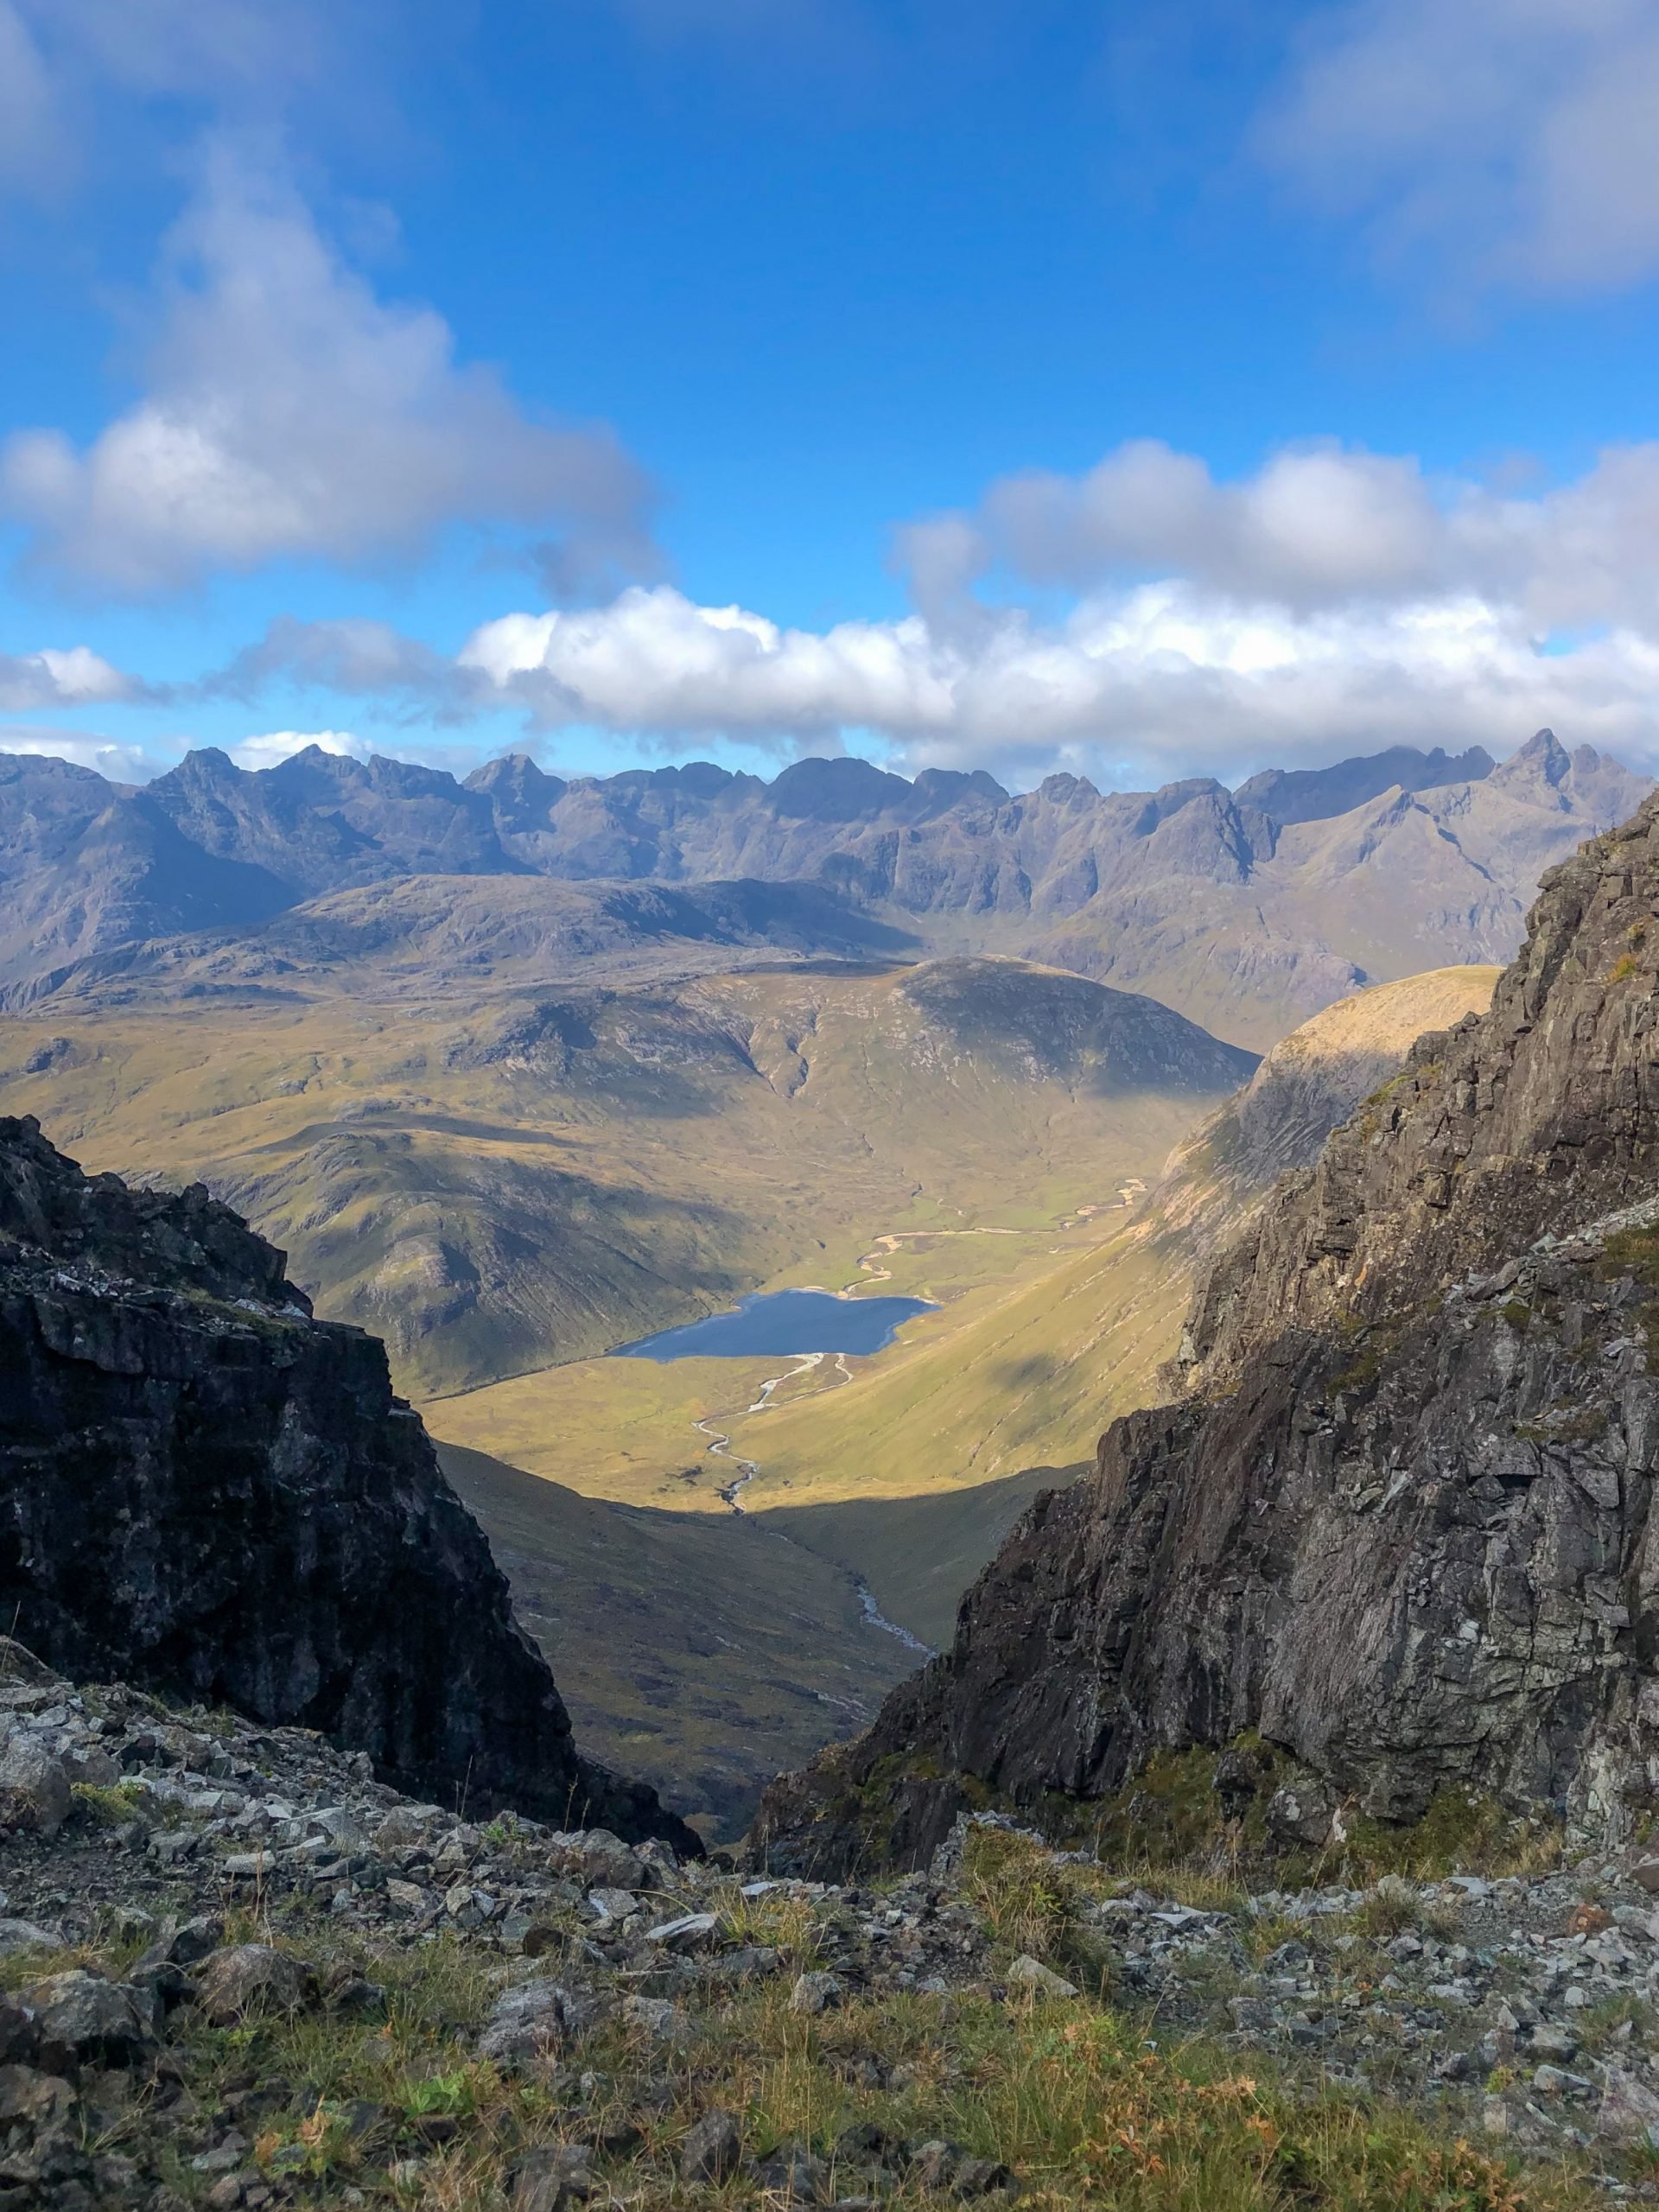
[0, 944, 1251, 1396]
[755, 799, 1659, 1870]
[434, 1441, 917, 1841]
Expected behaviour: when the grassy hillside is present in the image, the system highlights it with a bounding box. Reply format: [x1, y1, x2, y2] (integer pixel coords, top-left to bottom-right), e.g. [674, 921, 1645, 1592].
[433, 1442, 915, 1842]
[0, 936, 1249, 1396]
[431, 966, 1501, 1649]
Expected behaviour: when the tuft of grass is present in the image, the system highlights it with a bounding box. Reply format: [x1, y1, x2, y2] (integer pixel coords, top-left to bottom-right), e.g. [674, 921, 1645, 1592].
[69, 1778, 153, 1824]
[959, 1825, 1074, 1961]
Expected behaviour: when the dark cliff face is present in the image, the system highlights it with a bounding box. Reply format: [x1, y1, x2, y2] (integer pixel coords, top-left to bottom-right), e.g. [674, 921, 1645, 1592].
[0, 1116, 696, 1852]
[756, 794, 1659, 1871]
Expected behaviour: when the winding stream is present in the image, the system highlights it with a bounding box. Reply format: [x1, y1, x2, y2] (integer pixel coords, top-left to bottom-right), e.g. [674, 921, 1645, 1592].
[683, 1182, 1149, 1654]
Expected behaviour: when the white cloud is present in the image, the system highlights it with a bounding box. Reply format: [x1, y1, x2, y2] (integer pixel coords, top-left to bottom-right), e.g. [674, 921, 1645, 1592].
[0, 644, 138, 711]
[227, 728, 371, 771]
[461, 590, 954, 740]
[1, 150, 659, 593]
[899, 436, 1659, 637]
[447, 577, 1659, 785]
[1258, 0, 1659, 295]
[0, 728, 156, 779]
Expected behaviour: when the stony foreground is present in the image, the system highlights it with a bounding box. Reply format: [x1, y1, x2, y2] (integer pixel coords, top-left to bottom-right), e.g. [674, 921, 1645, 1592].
[2, 1647, 1659, 2207]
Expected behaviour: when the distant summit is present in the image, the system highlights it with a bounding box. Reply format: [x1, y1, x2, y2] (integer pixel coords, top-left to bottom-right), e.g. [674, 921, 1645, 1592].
[0, 733, 1649, 1046]
[1235, 742, 1496, 826]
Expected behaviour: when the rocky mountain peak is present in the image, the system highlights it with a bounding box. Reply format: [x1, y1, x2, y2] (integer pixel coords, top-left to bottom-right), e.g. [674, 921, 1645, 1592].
[1186, 787, 1659, 1389]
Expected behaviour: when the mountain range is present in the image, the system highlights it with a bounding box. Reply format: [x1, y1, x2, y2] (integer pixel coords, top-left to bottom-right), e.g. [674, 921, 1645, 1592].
[3, 728, 1647, 1046]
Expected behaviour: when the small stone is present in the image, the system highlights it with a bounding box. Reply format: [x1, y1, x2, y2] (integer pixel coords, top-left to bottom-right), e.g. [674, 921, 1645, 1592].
[1630, 1856, 1659, 1896]
[220, 1853, 270, 1880]
[1265, 1784, 1332, 1850]
[374, 1806, 442, 1850]
[0, 1919, 56, 1960]
[644, 1910, 718, 1951]
[194, 1946, 314, 2025]
[0, 1994, 38, 2066]
[1005, 1955, 1078, 1999]
[954, 2155, 1019, 2198]
[512, 2143, 594, 2211]
[163, 1916, 226, 1967]
[0, 2063, 73, 2126]
[622, 1993, 687, 2041]
[1599, 2067, 1659, 2145]
[757, 2144, 830, 2203]
[563, 1832, 645, 1891]
[0, 1736, 70, 1835]
[192, 2137, 251, 2174]
[791, 1970, 844, 2015]
[680, 2108, 743, 2185]
[205, 2177, 245, 2209]
[908, 2141, 962, 2191]
[62, 1745, 120, 1788]
[478, 1980, 601, 2069]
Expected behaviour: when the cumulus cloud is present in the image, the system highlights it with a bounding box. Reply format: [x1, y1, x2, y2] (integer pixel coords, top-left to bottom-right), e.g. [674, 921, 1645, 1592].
[448, 578, 1659, 783]
[0, 644, 140, 711]
[207, 614, 462, 703]
[0, 727, 156, 780]
[1, 151, 660, 594]
[900, 436, 1659, 638]
[227, 728, 372, 771]
[1257, 0, 1659, 295]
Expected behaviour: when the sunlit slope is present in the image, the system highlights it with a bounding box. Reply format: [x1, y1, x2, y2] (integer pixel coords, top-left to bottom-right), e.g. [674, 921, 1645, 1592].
[429, 967, 1503, 1643]
[0, 925, 1253, 1396]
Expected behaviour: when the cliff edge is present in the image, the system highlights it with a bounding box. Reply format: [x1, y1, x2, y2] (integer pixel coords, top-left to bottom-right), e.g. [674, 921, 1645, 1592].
[0, 1115, 695, 1850]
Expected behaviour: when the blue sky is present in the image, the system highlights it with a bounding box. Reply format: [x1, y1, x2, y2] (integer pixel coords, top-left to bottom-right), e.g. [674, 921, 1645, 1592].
[7, 0, 1659, 792]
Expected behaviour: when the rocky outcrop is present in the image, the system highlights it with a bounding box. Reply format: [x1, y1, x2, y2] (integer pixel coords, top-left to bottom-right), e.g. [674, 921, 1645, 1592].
[756, 794, 1659, 1871]
[0, 1116, 695, 1850]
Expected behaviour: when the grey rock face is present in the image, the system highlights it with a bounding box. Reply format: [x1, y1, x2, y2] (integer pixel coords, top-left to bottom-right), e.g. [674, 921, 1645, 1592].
[758, 791, 1659, 1868]
[0, 1116, 697, 1853]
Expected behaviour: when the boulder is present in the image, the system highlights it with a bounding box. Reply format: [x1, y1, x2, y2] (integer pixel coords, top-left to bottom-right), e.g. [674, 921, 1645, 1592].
[0, 1736, 71, 1836]
[194, 1945, 315, 2025]
[25, 1971, 157, 2070]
